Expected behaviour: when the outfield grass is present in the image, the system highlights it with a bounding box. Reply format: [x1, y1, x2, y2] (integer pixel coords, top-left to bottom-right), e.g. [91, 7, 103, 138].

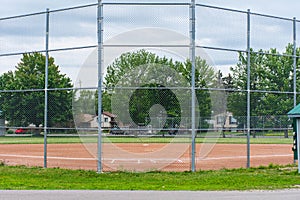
[0, 163, 299, 190]
[0, 135, 293, 144]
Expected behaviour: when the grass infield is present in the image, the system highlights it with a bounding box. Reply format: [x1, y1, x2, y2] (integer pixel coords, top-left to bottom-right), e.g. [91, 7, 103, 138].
[0, 163, 299, 190]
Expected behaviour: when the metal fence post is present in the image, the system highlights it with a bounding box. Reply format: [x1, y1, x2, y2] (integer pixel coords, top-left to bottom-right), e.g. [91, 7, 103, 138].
[246, 9, 251, 169]
[292, 19, 297, 166]
[44, 8, 50, 169]
[190, 0, 196, 172]
[97, 0, 103, 173]
[293, 17, 297, 107]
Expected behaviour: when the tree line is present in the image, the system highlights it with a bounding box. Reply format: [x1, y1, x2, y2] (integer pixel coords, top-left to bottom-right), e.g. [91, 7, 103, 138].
[0, 45, 298, 130]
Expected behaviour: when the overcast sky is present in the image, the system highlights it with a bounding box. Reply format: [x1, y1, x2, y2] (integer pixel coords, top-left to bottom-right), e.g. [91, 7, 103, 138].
[1, 0, 300, 86]
[2, 0, 300, 19]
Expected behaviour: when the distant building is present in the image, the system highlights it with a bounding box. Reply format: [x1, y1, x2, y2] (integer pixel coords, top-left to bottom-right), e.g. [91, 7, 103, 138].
[213, 112, 238, 131]
[76, 112, 118, 129]
[101, 111, 118, 128]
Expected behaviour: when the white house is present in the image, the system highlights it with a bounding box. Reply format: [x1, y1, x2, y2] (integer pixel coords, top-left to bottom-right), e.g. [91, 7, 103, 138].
[101, 111, 118, 128]
[76, 112, 118, 129]
[213, 111, 238, 131]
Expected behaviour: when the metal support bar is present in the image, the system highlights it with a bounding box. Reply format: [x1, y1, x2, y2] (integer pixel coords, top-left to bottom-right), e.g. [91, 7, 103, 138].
[97, 0, 103, 173]
[44, 8, 50, 169]
[293, 17, 297, 107]
[190, 0, 196, 172]
[246, 9, 251, 169]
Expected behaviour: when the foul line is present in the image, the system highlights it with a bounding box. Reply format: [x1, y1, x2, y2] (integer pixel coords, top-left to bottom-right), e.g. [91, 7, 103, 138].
[199, 154, 293, 161]
[0, 153, 293, 163]
[0, 154, 96, 161]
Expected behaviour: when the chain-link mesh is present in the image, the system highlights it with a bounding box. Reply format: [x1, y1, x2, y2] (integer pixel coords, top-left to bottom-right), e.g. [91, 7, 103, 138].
[104, 4, 189, 40]
[251, 14, 293, 50]
[196, 5, 247, 50]
[0, 13, 45, 55]
[0, 2, 297, 172]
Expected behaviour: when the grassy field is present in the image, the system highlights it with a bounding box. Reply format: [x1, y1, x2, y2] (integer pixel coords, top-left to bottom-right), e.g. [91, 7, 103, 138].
[0, 163, 299, 190]
[0, 135, 293, 144]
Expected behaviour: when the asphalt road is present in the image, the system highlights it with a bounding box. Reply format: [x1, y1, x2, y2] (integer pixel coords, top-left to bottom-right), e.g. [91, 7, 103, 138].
[1, 190, 300, 200]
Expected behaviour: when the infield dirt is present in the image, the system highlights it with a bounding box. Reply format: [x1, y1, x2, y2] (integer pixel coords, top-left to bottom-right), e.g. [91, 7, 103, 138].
[0, 143, 293, 171]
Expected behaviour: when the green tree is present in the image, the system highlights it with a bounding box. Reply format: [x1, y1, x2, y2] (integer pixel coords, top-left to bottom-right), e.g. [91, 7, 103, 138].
[73, 90, 96, 115]
[0, 53, 73, 128]
[104, 50, 180, 128]
[226, 44, 298, 128]
[104, 50, 216, 130]
[175, 57, 216, 129]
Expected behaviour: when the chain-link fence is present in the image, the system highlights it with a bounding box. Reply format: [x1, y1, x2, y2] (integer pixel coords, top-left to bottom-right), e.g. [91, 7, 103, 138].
[0, 1, 298, 172]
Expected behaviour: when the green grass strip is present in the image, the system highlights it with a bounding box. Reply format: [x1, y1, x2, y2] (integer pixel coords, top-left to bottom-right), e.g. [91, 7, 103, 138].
[0, 164, 299, 190]
[0, 136, 293, 144]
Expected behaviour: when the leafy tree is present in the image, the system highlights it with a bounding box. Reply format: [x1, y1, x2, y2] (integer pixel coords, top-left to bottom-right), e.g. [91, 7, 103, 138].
[73, 90, 96, 115]
[211, 70, 231, 115]
[104, 50, 174, 89]
[0, 53, 73, 128]
[104, 50, 180, 128]
[128, 84, 181, 127]
[209, 70, 230, 137]
[175, 57, 216, 129]
[226, 44, 299, 128]
[104, 49, 216, 130]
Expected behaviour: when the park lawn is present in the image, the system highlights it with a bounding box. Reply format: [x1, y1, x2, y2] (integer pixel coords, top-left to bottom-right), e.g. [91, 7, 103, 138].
[0, 164, 299, 190]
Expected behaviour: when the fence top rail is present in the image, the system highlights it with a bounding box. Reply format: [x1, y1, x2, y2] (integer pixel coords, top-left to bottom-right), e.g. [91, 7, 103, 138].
[49, 3, 97, 13]
[196, 3, 295, 22]
[196, 3, 247, 14]
[102, 2, 190, 6]
[250, 11, 294, 22]
[0, 1, 298, 23]
[0, 11, 46, 21]
[0, 3, 98, 21]
[0, 2, 189, 21]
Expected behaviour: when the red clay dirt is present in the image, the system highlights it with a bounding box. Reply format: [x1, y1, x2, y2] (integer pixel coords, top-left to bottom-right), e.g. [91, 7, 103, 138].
[0, 143, 293, 172]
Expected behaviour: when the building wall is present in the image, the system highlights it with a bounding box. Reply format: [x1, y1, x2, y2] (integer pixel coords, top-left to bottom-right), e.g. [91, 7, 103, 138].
[213, 112, 238, 131]
[89, 114, 113, 128]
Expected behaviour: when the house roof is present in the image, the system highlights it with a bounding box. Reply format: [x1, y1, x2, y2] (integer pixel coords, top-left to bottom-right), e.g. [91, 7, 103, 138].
[77, 112, 116, 123]
[102, 111, 116, 118]
[288, 104, 300, 118]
